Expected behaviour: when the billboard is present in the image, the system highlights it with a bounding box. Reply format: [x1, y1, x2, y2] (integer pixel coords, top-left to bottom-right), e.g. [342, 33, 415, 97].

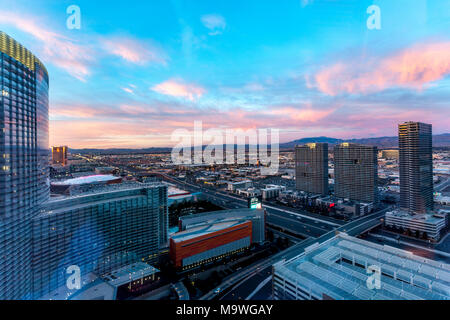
[248, 195, 262, 209]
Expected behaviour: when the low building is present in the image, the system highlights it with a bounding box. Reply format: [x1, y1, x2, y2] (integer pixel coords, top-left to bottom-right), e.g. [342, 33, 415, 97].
[316, 196, 373, 218]
[170, 221, 252, 270]
[178, 208, 266, 244]
[227, 180, 252, 192]
[50, 174, 123, 195]
[384, 210, 447, 241]
[261, 184, 286, 200]
[435, 195, 450, 206]
[278, 190, 320, 206]
[167, 184, 200, 205]
[95, 167, 116, 174]
[273, 233, 450, 300]
[236, 187, 261, 198]
[45, 263, 162, 300]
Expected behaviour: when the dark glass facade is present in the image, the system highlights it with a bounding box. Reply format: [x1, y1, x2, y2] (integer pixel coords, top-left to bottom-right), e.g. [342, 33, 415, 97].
[0, 32, 49, 299]
[31, 184, 168, 299]
[399, 122, 433, 214]
[295, 143, 329, 196]
[334, 143, 378, 203]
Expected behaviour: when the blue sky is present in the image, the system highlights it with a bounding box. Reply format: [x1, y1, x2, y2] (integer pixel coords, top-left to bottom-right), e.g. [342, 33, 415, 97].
[0, 0, 449, 148]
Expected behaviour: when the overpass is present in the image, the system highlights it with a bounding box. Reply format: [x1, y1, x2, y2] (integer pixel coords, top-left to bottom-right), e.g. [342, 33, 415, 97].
[200, 208, 388, 300]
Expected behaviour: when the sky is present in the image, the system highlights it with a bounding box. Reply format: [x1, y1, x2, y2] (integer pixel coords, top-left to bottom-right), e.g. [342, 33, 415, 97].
[0, 0, 449, 148]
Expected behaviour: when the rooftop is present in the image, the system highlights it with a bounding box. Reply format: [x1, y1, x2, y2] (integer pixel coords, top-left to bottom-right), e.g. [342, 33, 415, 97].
[274, 233, 450, 300]
[171, 220, 249, 243]
[386, 210, 447, 225]
[179, 208, 264, 229]
[101, 262, 159, 287]
[40, 182, 166, 217]
[51, 174, 121, 186]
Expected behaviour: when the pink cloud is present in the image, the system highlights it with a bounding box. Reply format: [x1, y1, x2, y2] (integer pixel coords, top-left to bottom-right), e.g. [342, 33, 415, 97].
[311, 41, 450, 96]
[49, 100, 448, 149]
[102, 36, 167, 65]
[152, 79, 206, 101]
[0, 11, 93, 81]
[267, 106, 334, 122]
[51, 104, 102, 119]
[122, 87, 134, 94]
[50, 120, 167, 148]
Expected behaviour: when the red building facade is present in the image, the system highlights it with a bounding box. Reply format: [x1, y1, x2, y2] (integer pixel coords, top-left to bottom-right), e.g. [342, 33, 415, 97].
[170, 221, 252, 268]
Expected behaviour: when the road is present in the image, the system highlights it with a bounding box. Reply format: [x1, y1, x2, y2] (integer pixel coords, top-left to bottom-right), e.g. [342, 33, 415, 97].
[93, 166, 389, 300]
[200, 208, 389, 300]
[220, 266, 272, 300]
[157, 173, 391, 301]
[435, 176, 450, 192]
[163, 174, 341, 239]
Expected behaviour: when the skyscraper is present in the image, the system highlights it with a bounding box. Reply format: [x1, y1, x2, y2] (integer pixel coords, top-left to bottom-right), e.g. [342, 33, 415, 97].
[0, 32, 49, 299]
[295, 143, 328, 195]
[31, 183, 168, 299]
[398, 122, 433, 214]
[52, 146, 68, 166]
[334, 143, 378, 203]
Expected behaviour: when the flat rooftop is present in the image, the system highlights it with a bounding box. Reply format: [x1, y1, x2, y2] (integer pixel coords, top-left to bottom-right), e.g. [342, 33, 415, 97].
[52, 174, 120, 186]
[167, 185, 189, 196]
[171, 220, 248, 243]
[47, 181, 164, 201]
[40, 182, 165, 217]
[274, 233, 450, 300]
[179, 208, 264, 229]
[101, 262, 159, 287]
[386, 210, 446, 225]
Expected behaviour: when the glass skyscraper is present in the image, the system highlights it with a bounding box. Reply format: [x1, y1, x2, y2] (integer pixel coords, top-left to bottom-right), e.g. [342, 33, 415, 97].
[295, 143, 329, 196]
[398, 121, 434, 214]
[32, 183, 168, 299]
[334, 143, 378, 204]
[0, 31, 49, 299]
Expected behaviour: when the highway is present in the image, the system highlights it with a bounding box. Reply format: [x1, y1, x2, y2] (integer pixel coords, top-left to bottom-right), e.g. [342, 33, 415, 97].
[158, 173, 392, 301]
[435, 176, 450, 192]
[93, 166, 389, 300]
[163, 174, 341, 239]
[201, 207, 389, 300]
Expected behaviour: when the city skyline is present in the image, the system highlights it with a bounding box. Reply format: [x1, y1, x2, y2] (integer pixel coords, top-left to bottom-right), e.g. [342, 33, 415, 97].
[1, 1, 450, 305]
[0, 0, 449, 148]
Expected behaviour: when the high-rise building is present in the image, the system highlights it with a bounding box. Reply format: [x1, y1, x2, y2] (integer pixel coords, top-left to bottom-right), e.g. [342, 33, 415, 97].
[295, 143, 328, 195]
[0, 32, 49, 299]
[31, 183, 168, 299]
[52, 146, 68, 166]
[334, 143, 378, 203]
[399, 122, 433, 214]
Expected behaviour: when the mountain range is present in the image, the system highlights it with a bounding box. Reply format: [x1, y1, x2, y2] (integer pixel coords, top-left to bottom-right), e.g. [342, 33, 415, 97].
[69, 133, 450, 154]
[279, 133, 450, 149]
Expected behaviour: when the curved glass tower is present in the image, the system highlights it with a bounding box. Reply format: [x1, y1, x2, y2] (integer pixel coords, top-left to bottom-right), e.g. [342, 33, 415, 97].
[0, 31, 49, 299]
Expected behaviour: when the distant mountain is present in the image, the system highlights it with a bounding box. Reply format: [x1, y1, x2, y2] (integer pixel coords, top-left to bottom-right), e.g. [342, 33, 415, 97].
[279, 136, 343, 148]
[280, 133, 450, 149]
[69, 133, 450, 154]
